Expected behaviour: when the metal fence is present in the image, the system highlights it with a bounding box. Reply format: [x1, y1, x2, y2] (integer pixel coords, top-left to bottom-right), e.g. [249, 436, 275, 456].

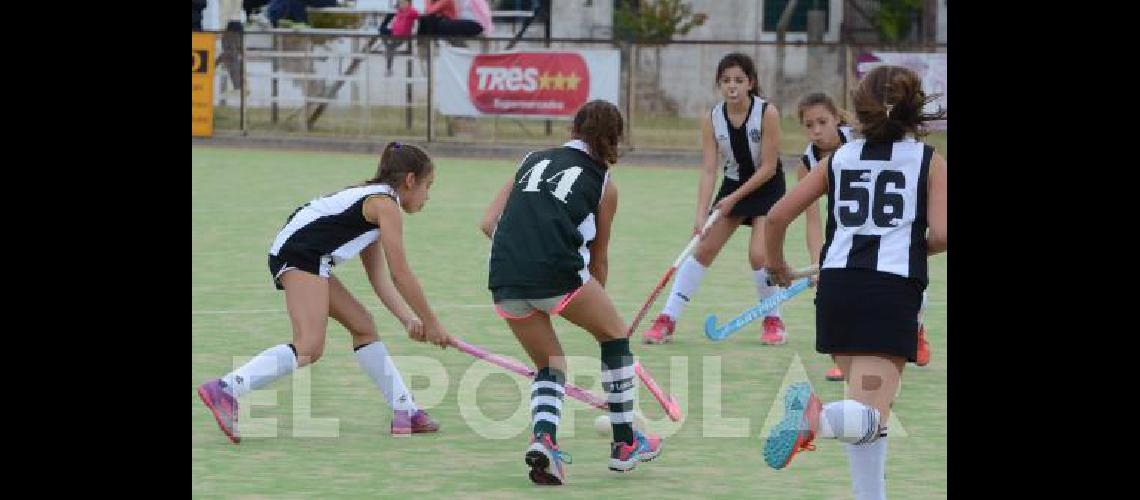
[203, 30, 945, 152]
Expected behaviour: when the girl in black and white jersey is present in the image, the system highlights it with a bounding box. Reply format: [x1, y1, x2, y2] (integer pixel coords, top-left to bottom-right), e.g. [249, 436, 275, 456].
[642, 52, 791, 346]
[796, 92, 932, 382]
[197, 142, 451, 444]
[762, 65, 947, 500]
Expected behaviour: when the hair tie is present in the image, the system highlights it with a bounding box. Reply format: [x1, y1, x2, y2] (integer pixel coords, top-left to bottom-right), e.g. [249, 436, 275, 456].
[392, 141, 402, 150]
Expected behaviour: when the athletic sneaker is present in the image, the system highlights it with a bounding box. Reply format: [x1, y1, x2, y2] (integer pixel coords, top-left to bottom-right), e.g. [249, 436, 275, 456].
[525, 432, 571, 485]
[609, 430, 663, 472]
[760, 316, 787, 345]
[764, 382, 821, 470]
[916, 324, 931, 367]
[825, 366, 844, 381]
[391, 409, 440, 436]
[643, 314, 676, 344]
[197, 379, 240, 444]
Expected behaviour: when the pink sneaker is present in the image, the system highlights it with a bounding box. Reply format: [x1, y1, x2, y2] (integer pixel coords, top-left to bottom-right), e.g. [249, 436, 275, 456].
[825, 366, 844, 381]
[643, 314, 676, 345]
[609, 429, 663, 472]
[391, 409, 439, 436]
[760, 316, 787, 345]
[197, 379, 240, 444]
[916, 324, 931, 367]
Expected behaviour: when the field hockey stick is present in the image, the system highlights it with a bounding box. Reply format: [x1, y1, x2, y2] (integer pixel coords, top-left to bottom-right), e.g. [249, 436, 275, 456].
[704, 265, 820, 341]
[450, 337, 608, 410]
[626, 209, 722, 336]
[620, 211, 722, 423]
[630, 362, 682, 421]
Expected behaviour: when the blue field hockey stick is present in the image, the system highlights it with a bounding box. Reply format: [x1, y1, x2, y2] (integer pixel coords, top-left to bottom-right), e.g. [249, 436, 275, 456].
[704, 266, 819, 341]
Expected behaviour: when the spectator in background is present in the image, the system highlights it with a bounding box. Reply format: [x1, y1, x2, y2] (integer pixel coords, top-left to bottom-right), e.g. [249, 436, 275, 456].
[217, 0, 248, 88]
[193, 0, 208, 31]
[466, 0, 494, 36]
[417, 0, 490, 39]
[267, 0, 338, 28]
[244, 0, 271, 21]
[379, 0, 420, 77]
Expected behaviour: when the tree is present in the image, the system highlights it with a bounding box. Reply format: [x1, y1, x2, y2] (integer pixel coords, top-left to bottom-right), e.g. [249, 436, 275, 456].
[876, 0, 923, 42]
[612, 0, 707, 44]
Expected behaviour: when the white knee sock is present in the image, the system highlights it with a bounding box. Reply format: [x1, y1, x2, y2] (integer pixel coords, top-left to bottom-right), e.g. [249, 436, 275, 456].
[846, 430, 889, 500]
[660, 256, 707, 320]
[816, 400, 881, 445]
[753, 268, 782, 318]
[354, 341, 418, 412]
[221, 344, 298, 398]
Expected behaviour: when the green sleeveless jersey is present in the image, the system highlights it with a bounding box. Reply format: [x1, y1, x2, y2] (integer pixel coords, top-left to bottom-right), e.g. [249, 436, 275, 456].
[488, 141, 610, 301]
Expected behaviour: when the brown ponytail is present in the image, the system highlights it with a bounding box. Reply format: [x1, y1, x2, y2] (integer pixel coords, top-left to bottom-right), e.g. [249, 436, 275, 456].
[363, 141, 434, 187]
[571, 100, 624, 166]
[851, 65, 945, 143]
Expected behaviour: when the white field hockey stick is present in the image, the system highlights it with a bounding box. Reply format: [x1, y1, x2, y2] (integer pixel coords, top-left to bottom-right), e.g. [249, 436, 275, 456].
[704, 265, 820, 341]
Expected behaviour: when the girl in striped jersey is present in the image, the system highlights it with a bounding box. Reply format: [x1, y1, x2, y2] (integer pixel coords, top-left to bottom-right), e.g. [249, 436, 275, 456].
[762, 66, 946, 500]
[643, 52, 791, 346]
[480, 101, 662, 485]
[795, 93, 931, 382]
[197, 142, 451, 444]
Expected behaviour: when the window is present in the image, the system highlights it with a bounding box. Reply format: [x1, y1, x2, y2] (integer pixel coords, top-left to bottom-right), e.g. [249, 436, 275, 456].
[763, 0, 830, 32]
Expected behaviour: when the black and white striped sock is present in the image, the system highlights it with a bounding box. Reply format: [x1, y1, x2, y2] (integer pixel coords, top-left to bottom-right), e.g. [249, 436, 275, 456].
[531, 366, 565, 444]
[600, 338, 635, 445]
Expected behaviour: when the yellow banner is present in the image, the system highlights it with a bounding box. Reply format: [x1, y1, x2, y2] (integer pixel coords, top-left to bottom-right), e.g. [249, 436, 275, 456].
[192, 33, 216, 137]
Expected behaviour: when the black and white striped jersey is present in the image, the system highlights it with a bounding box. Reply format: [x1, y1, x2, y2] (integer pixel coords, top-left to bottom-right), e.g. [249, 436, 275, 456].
[710, 95, 770, 181]
[802, 125, 855, 171]
[269, 184, 399, 266]
[820, 138, 933, 286]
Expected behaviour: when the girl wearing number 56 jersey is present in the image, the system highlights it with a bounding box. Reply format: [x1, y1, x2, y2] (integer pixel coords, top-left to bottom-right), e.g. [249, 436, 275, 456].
[479, 101, 662, 486]
[761, 65, 946, 500]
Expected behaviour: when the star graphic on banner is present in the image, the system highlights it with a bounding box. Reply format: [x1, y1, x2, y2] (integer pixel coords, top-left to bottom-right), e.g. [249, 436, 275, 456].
[564, 72, 581, 91]
[539, 72, 554, 90]
[552, 72, 566, 90]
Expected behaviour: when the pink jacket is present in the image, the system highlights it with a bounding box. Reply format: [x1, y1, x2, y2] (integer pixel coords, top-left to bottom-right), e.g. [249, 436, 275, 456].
[390, 5, 419, 37]
[468, 0, 494, 36]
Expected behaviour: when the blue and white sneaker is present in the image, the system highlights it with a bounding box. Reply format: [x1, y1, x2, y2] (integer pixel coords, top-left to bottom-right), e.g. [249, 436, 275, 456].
[764, 382, 821, 470]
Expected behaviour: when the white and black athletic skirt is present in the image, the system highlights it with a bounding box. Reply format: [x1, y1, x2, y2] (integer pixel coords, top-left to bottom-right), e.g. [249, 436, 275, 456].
[711, 159, 786, 226]
[267, 247, 335, 290]
[814, 268, 924, 362]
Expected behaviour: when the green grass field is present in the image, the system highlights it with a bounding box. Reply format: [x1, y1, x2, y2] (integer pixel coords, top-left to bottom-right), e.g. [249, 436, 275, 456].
[192, 146, 946, 498]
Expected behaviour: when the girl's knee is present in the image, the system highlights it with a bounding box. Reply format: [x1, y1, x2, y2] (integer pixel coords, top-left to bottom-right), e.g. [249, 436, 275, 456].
[293, 342, 325, 365]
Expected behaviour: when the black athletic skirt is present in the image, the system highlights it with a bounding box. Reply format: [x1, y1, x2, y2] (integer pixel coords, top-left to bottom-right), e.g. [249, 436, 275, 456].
[814, 268, 924, 362]
[267, 248, 335, 290]
[712, 159, 786, 226]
